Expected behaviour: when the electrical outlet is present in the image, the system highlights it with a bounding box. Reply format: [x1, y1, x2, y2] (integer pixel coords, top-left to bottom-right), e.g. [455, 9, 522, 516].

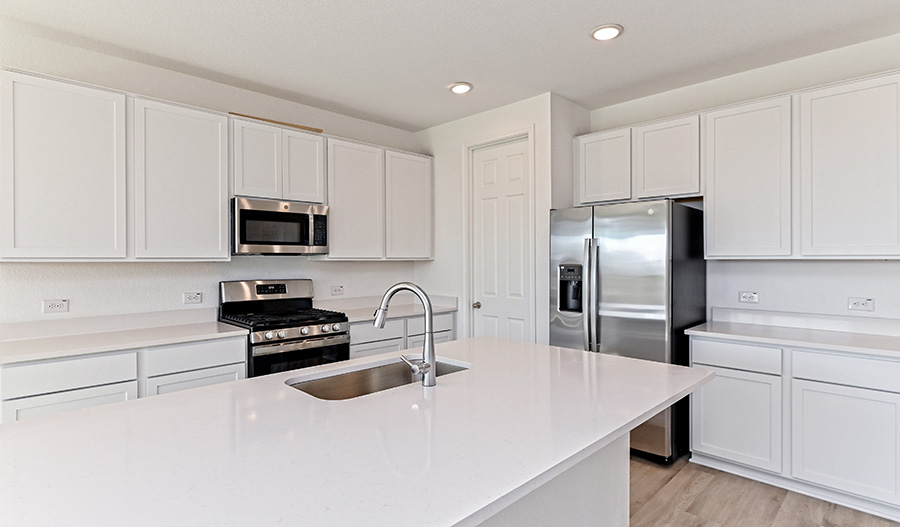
[183, 292, 203, 305]
[848, 297, 874, 312]
[331, 285, 344, 296]
[42, 299, 69, 313]
[738, 291, 759, 304]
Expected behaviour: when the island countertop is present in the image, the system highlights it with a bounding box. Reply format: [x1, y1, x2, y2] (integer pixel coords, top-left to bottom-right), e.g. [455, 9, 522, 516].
[0, 337, 712, 526]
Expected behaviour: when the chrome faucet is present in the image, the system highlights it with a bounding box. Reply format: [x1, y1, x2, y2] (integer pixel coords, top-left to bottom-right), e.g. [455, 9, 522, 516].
[373, 282, 436, 387]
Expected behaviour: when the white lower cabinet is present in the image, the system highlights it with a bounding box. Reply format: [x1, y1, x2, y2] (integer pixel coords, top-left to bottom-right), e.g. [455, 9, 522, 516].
[349, 312, 456, 359]
[407, 331, 453, 349]
[144, 363, 245, 396]
[138, 337, 246, 398]
[2, 381, 138, 423]
[792, 379, 900, 505]
[350, 338, 405, 359]
[691, 365, 782, 473]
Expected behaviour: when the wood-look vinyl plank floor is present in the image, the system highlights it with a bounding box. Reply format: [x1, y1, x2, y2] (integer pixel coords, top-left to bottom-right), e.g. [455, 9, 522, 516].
[630, 457, 900, 527]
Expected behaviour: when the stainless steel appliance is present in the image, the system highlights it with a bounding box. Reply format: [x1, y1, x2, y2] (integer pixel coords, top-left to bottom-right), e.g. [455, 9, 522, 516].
[233, 197, 328, 255]
[550, 200, 705, 463]
[218, 279, 349, 377]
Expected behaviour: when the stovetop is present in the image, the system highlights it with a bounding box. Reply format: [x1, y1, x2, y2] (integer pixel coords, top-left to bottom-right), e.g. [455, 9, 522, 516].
[221, 308, 347, 330]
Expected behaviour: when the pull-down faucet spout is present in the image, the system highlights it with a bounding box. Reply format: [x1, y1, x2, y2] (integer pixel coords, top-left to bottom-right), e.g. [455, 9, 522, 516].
[373, 282, 436, 387]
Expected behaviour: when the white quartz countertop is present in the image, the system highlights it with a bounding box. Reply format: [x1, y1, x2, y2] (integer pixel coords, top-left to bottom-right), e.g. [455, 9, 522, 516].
[0, 321, 247, 365]
[0, 337, 711, 527]
[686, 321, 900, 359]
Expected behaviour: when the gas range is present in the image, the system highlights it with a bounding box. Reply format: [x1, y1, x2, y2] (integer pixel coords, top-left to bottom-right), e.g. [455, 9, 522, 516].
[219, 279, 350, 377]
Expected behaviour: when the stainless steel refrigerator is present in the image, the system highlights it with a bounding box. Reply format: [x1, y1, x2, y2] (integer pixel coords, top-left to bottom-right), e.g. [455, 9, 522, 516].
[550, 199, 705, 463]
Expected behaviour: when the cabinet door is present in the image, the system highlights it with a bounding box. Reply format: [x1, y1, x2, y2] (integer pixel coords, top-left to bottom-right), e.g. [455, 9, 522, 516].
[282, 129, 326, 203]
[350, 338, 404, 359]
[232, 119, 281, 199]
[385, 150, 433, 259]
[143, 363, 245, 397]
[1, 381, 137, 423]
[705, 98, 792, 257]
[792, 379, 900, 505]
[0, 71, 126, 258]
[326, 138, 384, 258]
[632, 115, 700, 199]
[133, 99, 229, 259]
[691, 365, 782, 473]
[800, 74, 900, 256]
[575, 128, 631, 203]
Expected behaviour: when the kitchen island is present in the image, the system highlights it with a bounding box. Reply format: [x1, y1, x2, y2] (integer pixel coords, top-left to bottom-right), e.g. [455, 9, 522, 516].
[0, 337, 711, 526]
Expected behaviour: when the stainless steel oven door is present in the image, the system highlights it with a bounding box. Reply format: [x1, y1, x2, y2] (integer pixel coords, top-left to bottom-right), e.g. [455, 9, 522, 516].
[248, 334, 350, 377]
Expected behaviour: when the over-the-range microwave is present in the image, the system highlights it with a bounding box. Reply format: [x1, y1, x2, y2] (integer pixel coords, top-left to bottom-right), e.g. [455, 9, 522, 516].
[233, 197, 328, 255]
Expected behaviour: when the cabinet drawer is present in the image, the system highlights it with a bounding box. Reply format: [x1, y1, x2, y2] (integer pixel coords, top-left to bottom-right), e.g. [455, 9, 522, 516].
[407, 313, 454, 336]
[142, 337, 246, 377]
[793, 350, 900, 394]
[350, 338, 404, 359]
[1, 380, 138, 423]
[407, 330, 453, 350]
[144, 363, 245, 397]
[1, 352, 137, 400]
[350, 319, 404, 344]
[691, 339, 782, 375]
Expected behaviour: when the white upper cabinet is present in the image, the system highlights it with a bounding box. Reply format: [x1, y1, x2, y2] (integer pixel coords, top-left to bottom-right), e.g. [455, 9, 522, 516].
[800, 74, 900, 256]
[705, 97, 792, 258]
[0, 70, 126, 258]
[283, 129, 326, 203]
[632, 115, 700, 199]
[326, 138, 385, 258]
[575, 127, 631, 204]
[133, 98, 229, 259]
[385, 150, 433, 259]
[232, 119, 282, 199]
[232, 118, 325, 204]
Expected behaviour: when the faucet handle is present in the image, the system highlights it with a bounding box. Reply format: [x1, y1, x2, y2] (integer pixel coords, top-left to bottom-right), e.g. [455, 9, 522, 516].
[399, 354, 431, 376]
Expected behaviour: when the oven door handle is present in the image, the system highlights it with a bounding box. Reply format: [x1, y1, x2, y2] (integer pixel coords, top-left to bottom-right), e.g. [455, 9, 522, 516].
[251, 334, 350, 357]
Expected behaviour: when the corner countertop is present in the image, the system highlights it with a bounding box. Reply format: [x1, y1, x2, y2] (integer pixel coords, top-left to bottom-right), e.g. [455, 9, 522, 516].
[0, 336, 711, 527]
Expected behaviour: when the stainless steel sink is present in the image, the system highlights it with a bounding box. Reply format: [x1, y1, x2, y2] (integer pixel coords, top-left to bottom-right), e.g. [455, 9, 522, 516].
[288, 359, 469, 400]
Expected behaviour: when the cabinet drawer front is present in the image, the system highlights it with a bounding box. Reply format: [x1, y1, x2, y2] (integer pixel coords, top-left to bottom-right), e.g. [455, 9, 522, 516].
[142, 337, 246, 377]
[144, 363, 245, 397]
[407, 313, 454, 336]
[793, 350, 900, 393]
[1, 380, 138, 423]
[1, 353, 136, 400]
[407, 330, 453, 350]
[691, 339, 782, 374]
[350, 338, 404, 359]
[350, 319, 404, 344]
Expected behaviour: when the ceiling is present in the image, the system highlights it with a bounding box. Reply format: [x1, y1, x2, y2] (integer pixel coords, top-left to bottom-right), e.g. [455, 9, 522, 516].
[4, 1, 900, 131]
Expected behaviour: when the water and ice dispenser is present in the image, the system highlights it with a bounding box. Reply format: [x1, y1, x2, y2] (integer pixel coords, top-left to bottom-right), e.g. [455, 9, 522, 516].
[557, 264, 583, 313]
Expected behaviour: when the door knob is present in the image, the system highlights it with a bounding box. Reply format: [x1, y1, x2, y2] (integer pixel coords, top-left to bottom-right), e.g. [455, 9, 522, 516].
[472, 301, 482, 309]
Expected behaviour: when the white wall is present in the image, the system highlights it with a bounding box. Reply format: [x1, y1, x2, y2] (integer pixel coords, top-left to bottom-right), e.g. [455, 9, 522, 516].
[586, 32, 900, 321]
[0, 17, 423, 323]
[414, 94, 553, 343]
[550, 94, 591, 211]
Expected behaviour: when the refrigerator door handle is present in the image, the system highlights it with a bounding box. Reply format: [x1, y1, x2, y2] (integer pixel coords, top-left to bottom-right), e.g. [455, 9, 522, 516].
[590, 238, 600, 352]
[582, 238, 592, 352]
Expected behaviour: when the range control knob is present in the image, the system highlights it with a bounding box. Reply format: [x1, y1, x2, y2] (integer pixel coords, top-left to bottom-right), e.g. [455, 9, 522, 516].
[264, 331, 274, 340]
[331, 323, 342, 332]
[321, 325, 331, 333]
[300, 327, 310, 336]
[277, 330, 286, 339]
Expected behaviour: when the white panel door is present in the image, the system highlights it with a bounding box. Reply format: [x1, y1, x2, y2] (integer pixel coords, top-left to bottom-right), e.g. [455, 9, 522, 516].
[385, 150, 433, 259]
[575, 128, 631, 204]
[800, 74, 900, 256]
[472, 137, 532, 342]
[632, 115, 700, 199]
[133, 98, 229, 259]
[691, 365, 782, 473]
[0, 71, 126, 258]
[326, 138, 384, 259]
[705, 97, 792, 257]
[232, 119, 281, 199]
[282, 129, 326, 203]
[792, 379, 900, 505]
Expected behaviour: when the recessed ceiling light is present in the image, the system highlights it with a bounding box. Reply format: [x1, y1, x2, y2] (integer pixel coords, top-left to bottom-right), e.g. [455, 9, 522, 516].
[449, 82, 473, 94]
[591, 24, 623, 41]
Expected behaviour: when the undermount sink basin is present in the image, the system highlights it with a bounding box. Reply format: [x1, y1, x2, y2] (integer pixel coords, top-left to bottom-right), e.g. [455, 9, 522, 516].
[287, 358, 469, 400]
